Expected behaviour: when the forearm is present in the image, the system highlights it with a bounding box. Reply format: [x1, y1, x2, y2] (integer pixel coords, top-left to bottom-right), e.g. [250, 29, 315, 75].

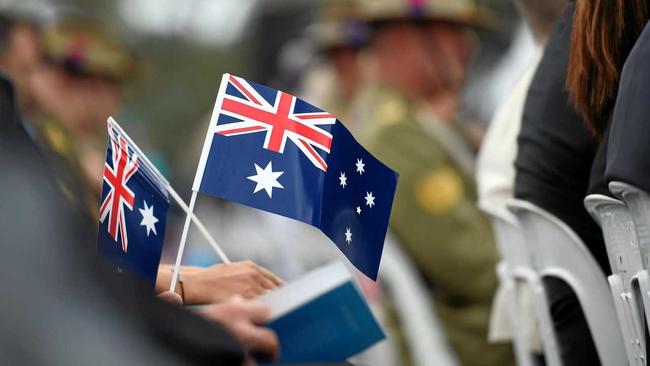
[155, 265, 199, 299]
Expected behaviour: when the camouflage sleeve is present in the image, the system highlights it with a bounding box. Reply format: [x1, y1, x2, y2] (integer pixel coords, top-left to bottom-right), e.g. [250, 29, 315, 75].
[371, 122, 499, 303]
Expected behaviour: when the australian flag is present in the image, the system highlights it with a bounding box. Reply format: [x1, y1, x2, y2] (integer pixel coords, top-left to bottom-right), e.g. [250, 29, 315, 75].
[193, 74, 399, 279]
[97, 119, 170, 286]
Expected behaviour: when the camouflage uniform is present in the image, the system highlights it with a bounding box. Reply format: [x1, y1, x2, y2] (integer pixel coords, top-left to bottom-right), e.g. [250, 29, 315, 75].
[352, 1, 513, 364]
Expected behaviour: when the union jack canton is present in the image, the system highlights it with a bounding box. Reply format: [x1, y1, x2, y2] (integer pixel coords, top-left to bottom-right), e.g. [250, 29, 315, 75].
[214, 75, 335, 171]
[193, 74, 399, 280]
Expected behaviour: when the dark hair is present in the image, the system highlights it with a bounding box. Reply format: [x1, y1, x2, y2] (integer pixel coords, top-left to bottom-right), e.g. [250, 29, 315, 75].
[567, 0, 649, 137]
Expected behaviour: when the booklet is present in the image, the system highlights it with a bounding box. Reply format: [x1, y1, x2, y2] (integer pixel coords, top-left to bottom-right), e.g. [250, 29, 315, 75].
[259, 262, 385, 364]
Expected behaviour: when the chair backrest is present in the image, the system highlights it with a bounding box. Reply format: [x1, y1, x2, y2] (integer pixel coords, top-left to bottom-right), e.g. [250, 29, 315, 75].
[483, 206, 534, 272]
[610, 181, 650, 269]
[584, 194, 647, 365]
[380, 233, 458, 366]
[483, 206, 542, 366]
[508, 199, 627, 366]
[584, 194, 644, 285]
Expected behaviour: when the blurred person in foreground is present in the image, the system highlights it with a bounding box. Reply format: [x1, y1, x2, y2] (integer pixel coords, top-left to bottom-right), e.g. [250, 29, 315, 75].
[475, 0, 566, 361]
[348, 0, 514, 365]
[25, 17, 283, 305]
[0, 15, 279, 365]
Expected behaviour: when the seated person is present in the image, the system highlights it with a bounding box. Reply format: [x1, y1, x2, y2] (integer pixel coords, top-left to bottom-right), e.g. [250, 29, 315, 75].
[513, 3, 601, 364]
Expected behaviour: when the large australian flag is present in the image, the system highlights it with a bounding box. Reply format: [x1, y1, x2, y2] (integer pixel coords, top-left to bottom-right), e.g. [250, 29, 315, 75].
[97, 119, 169, 286]
[193, 74, 399, 279]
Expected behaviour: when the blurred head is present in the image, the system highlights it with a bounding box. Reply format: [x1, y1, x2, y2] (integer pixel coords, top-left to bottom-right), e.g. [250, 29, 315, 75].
[0, 14, 42, 118]
[316, 1, 368, 100]
[30, 64, 121, 136]
[29, 18, 133, 136]
[514, 0, 567, 45]
[359, 0, 488, 102]
[567, 0, 649, 136]
[326, 45, 362, 100]
[371, 19, 475, 101]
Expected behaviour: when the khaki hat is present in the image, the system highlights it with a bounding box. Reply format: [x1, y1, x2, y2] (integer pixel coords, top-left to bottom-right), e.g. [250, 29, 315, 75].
[42, 19, 134, 80]
[315, 0, 368, 50]
[358, 0, 495, 29]
[316, 20, 368, 50]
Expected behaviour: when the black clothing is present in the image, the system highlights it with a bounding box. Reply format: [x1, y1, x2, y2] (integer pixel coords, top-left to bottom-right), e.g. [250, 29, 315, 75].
[607, 21, 650, 192]
[0, 74, 245, 365]
[587, 126, 611, 197]
[544, 278, 601, 365]
[514, 2, 609, 275]
[513, 4, 602, 365]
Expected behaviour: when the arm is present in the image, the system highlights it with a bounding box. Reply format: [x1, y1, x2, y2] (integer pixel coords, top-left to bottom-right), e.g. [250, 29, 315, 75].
[156, 261, 284, 305]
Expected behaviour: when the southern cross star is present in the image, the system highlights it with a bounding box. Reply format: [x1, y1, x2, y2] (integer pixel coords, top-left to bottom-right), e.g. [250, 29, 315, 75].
[139, 201, 159, 237]
[247, 161, 284, 198]
[364, 191, 375, 208]
[339, 172, 347, 188]
[345, 228, 352, 244]
[356, 206, 362, 215]
[355, 158, 365, 175]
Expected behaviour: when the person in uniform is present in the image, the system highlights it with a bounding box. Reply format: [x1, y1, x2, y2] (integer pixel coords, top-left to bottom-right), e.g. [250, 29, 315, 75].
[350, 1, 514, 365]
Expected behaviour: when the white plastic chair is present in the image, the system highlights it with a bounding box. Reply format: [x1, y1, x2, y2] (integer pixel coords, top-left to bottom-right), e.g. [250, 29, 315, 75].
[585, 194, 646, 365]
[483, 206, 542, 366]
[508, 199, 627, 366]
[611, 181, 650, 339]
[379, 233, 458, 366]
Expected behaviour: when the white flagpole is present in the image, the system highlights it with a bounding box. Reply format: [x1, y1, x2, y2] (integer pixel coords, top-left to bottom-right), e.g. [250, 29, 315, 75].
[168, 73, 232, 292]
[166, 188, 230, 264]
[107, 117, 230, 264]
[170, 190, 197, 292]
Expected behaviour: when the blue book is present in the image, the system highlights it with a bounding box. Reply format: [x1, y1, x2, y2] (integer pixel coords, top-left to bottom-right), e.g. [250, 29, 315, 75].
[259, 262, 385, 364]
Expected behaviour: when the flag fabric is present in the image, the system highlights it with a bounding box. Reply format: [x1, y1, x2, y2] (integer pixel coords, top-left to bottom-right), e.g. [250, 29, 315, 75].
[97, 119, 170, 286]
[193, 74, 399, 279]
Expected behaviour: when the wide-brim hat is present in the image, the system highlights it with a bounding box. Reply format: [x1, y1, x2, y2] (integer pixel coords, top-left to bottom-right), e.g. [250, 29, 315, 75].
[358, 0, 496, 30]
[43, 18, 134, 81]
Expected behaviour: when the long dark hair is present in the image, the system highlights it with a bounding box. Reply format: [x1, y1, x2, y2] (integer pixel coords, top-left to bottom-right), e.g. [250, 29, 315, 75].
[567, 0, 648, 136]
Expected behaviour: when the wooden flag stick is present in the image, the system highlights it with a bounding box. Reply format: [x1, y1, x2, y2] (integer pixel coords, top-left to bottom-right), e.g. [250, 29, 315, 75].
[107, 117, 230, 264]
[170, 190, 197, 292]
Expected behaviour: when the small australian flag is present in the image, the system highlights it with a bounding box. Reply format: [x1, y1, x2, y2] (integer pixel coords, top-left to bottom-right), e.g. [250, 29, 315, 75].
[97, 119, 169, 286]
[192, 74, 398, 279]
